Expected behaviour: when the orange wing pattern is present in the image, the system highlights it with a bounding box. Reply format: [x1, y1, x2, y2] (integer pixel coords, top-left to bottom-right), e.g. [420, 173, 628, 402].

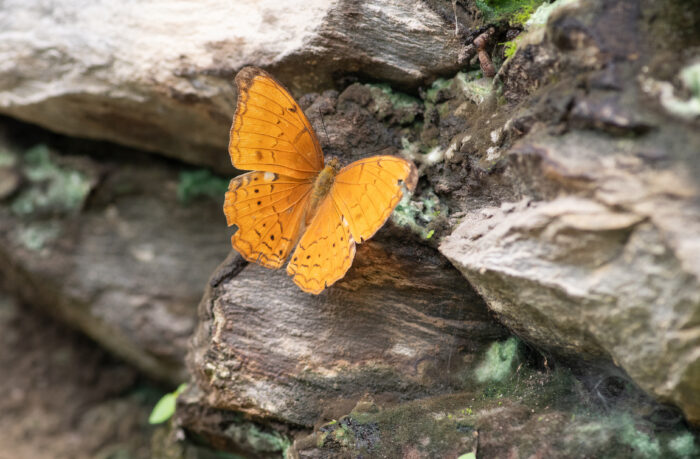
[331, 156, 417, 243]
[229, 67, 324, 179]
[226, 67, 419, 294]
[287, 196, 356, 294]
[224, 171, 313, 268]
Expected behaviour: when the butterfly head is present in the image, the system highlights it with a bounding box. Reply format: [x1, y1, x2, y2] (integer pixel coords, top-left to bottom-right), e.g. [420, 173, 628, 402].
[327, 156, 341, 172]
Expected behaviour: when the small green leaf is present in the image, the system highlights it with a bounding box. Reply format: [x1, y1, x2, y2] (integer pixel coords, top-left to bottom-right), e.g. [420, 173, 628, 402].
[148, 383, 188, 424]
[458, 453, 476, 459]
[426, 229, 435, 239]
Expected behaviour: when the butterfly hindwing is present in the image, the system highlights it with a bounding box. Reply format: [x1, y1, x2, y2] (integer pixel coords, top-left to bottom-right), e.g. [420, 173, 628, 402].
[224, 171, 313, 269]
[230, 67, 324, 179]
[287, 196, 356, 294]
[331, 156, 418, 243]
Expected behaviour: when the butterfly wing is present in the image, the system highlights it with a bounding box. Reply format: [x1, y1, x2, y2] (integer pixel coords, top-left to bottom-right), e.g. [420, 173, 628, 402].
[230, 67, 324, 179]
[224, 171, 313, 269]
[286, 196, 356, 294]
[330, 156, 418, 243]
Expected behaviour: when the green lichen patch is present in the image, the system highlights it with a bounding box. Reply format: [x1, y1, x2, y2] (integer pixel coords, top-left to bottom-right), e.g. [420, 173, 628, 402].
[640, 61, 700, 120]
[11, 144, 93, 216]
[177, 169, 229, 204]
[476, 0, 545, 25]
[392, 189, 448, 240]
[424, 77, 455, 105]
[568, 414, 699, 459]
[224, 422, 291, 456]
[318, 395, 479, 458]
[455, 71, 494, 105]
[366, 83, 423, 125]
[475, 337, 521, 383]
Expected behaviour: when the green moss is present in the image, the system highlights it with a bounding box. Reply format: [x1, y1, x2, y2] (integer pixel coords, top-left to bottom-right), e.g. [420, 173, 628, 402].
[177, 169, 229, 204]
[476, 0, 545, 24]
[502, 39, 519, 59]
[367, 84, 422, 125]
[11, 145, 92, 216]
[668, 432, 699, 457]
[620, 419, 662, 458]
[475, 337, 521, 383]
[424, 78, 453, 105]
[224, 422, 291, 456]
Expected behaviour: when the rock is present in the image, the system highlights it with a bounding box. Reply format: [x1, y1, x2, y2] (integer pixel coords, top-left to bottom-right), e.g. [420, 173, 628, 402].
[187, 240, 508, 428]
[0, 121, 231, 382]
[0, 0, 476, 172]
[441, 0, 700, 425]
[0, 291, 156, 459]
[184, 336, 699, 458]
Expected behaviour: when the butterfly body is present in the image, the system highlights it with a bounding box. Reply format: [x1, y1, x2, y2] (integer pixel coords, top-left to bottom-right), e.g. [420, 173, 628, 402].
[225, 67, 417, 294]
[308, 158, 340, 219]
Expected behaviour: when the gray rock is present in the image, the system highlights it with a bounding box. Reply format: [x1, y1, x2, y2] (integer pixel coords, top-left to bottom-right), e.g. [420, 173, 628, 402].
[0, 126, 231, 382]
[0, 0, 473, 172]
[441, 0, 700, 425]
[187, 240, 507, 427]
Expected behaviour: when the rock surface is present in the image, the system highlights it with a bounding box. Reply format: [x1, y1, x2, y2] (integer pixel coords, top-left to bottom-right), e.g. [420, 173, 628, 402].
[0, 0, 476, 172]
[0, 291, 155, 459]
[188, 241, 507, 428]
[0, 120, 231, 382]
[440, 0, 700, 424]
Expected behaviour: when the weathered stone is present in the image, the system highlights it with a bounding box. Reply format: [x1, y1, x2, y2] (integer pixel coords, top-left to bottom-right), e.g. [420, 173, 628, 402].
[0, 0, 476, 172]
[288, 338, 699, 458]
[187, 239, 508, 428]
[0, 122, 231, 382]
[441, 0, 700, 425]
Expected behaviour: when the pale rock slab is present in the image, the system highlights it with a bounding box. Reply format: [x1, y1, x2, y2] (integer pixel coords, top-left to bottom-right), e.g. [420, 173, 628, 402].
[0, 0, 467, 171]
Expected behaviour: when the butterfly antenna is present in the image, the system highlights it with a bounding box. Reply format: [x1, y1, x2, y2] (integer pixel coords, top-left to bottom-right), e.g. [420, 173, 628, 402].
[318, 107, 330, 146]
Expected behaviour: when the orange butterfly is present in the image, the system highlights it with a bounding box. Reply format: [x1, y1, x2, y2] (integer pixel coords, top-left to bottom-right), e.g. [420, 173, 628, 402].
[224, 67, 417, 294]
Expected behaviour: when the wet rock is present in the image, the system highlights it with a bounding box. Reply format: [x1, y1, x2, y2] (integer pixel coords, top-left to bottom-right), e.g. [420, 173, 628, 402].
[0, 0, 477, 172]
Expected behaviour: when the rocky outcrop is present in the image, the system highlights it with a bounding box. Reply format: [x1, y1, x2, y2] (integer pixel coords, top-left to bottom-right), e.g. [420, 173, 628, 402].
[440, 0, 700, 424]
[0, 121, 231, 382]
[0, 0, 477, 172]
[1, 0, 699, 456]
[188, 241, 507, 428]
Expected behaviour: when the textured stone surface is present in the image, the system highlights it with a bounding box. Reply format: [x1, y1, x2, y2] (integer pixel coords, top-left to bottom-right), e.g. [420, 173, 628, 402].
[440, 0, 700, 425]
[0, 291, 156, 459]
[0, 0, 475, 171]
[188, 240, 507, 427]
[0, 122, 231, 382]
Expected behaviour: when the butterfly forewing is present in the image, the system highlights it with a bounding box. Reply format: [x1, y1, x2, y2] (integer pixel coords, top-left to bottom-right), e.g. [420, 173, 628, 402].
[230, 67, 324, 179]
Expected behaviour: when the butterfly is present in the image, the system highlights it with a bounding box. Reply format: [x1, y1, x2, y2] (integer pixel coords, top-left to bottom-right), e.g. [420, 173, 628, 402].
[223, 67, 417, 294]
